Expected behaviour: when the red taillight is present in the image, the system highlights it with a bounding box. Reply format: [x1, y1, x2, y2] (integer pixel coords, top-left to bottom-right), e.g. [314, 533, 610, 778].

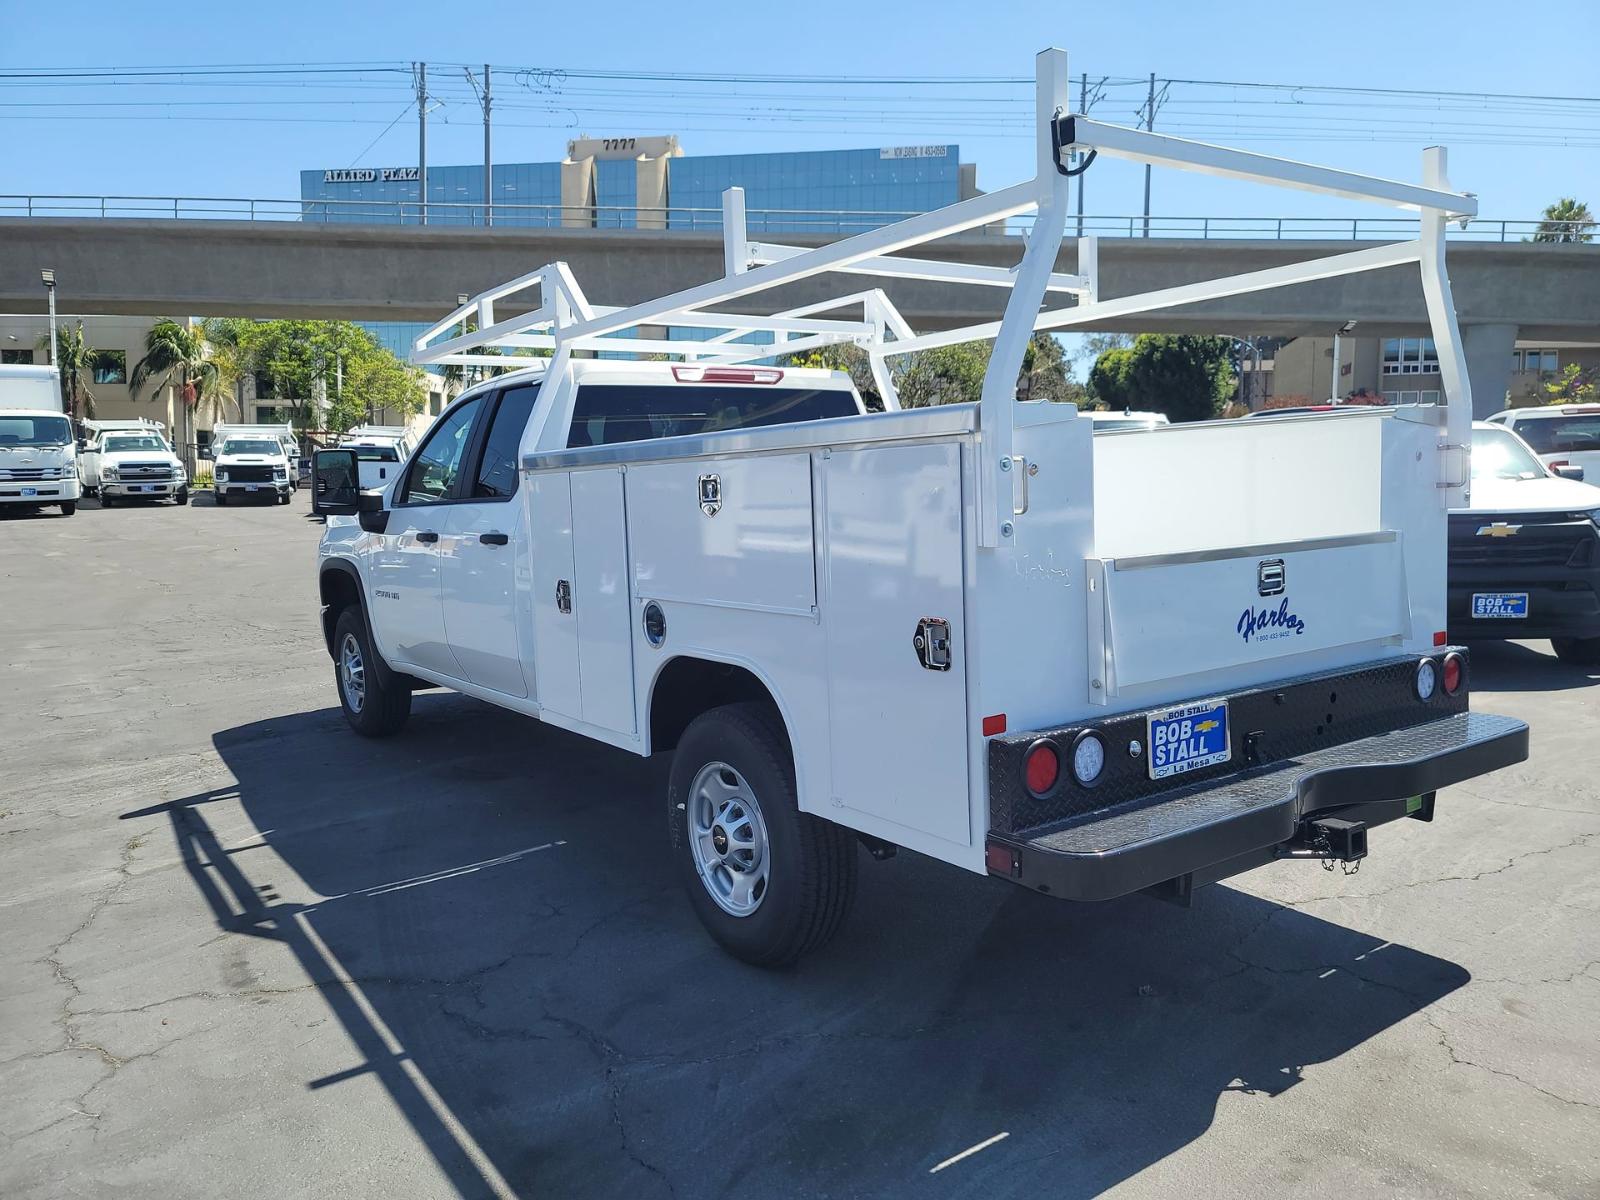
[1024, 740, 1060, 796]
[671, 366, 783, 384]
[1433, 630, 1448, 647]
[1442, 653, 1464, 695]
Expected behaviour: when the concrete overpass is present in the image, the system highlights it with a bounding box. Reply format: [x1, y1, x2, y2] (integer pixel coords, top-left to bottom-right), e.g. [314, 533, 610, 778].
[2, 217, 1598, 415]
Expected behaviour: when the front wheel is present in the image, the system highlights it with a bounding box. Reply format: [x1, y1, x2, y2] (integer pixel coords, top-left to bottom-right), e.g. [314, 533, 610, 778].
[175, 488, 189, 506]
[667, 702, 857, 966]
[214, 491, 227, 506]
[60, 502, 76, 516]
[100, 494, 115, 508]
[333, 607, 410, 737]
[1552, 635, 1600, 665]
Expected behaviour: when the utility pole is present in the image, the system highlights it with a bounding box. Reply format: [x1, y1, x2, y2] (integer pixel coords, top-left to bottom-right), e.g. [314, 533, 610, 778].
[415, 62, 428, 226]
[467, 64, 493, 227]
[1141, 72, 1155, 238]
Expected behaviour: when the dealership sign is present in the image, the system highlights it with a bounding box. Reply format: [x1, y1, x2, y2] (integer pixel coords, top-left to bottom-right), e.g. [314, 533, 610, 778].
[322, 167, 422, 184]
[879, 146, 949, 159]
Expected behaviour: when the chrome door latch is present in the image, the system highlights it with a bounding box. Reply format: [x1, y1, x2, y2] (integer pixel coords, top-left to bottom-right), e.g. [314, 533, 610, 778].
[556, 579, 572, 614]
[913, 617, 953, 671]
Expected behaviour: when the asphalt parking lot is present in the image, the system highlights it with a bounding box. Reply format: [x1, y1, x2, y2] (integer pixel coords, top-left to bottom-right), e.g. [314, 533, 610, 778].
[2, 491, 1597, 1199]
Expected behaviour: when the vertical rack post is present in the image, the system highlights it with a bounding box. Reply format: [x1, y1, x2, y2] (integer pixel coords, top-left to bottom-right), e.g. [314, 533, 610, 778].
[1418, 145, 1472, 503]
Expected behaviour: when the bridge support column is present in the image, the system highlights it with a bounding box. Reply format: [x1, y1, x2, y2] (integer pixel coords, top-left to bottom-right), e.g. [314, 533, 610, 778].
[1460, 323, 1518, 418]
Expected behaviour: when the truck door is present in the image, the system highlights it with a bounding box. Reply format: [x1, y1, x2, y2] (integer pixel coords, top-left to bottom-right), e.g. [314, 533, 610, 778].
[439, 384, 538, 699]
[370, 395, 486, 679]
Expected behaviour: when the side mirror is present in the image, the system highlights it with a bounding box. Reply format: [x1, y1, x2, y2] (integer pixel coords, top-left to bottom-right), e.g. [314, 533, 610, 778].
[312, 449, 361, 516]
[76, 437, 88, 451]
[1554, 464, 1586, 481]
[199, 447, 213, 460]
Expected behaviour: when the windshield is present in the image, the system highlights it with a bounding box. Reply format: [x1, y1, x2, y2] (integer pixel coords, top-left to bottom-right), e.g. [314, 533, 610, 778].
[1472, 426, 1548, 481]
[103, 435, 166, 453]
[0, 415, 73, 448]
[220, 439, 283, 457]
[1512, 413, 1600, 455]
[1092, 417, 1159, 432]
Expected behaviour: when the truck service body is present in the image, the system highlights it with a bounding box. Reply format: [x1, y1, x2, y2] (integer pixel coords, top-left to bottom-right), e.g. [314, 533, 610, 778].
[313, 50, 1527, 964]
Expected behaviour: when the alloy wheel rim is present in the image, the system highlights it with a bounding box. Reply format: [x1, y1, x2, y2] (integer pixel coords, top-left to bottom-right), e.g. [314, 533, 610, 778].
[340, 633, 366, 714]
[687, 761, 770, 918]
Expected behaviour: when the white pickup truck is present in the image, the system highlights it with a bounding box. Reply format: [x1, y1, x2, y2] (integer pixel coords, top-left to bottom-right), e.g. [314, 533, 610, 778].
[311, 50, 1528, 965]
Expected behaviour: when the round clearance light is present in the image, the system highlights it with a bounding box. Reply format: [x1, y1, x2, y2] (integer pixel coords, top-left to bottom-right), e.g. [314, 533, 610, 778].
[1416, 658, 1438, 701]
[1023, 740, 1060, 797]
[1071, 730, 1107, 788]
[1442, 652, 1464, 696]
[642, 601, 666, 648]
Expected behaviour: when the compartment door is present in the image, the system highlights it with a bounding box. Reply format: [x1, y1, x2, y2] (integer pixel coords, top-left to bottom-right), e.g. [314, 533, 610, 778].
[529, 471, 581, 718]
[823, 442, 970, 847]
[570, 467, 636, 736]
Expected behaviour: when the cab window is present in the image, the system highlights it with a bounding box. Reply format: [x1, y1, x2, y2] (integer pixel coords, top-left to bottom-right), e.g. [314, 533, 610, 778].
[473, 385, 540, 499]
[566, 385, 858, 448]
[401, 397, 484, 504]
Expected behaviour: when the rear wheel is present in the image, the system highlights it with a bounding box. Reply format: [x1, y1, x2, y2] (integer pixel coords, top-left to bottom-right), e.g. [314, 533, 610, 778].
[1552, 636, 1600, 665]
[333, 607, 410, 737]
[667, 702, 857, 966]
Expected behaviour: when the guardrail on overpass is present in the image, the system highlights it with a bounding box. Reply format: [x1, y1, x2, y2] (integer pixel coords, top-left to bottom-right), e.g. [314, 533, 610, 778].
[0, 194, 1590, 243]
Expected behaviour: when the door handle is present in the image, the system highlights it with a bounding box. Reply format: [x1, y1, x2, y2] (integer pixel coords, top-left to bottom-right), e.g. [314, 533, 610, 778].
[415, 530, 439, 544]
[479, 532, 509, 546]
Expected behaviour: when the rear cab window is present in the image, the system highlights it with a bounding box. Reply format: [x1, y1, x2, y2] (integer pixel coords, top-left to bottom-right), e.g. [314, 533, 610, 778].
[566, 383, 860, 449]
[1511, 413, 1600, 455]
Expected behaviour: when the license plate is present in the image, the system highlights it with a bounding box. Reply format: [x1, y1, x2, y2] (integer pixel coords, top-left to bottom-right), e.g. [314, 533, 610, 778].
[1472, 592, 1528, 619]
[246, 484, 259, 492]
[132, 485, 149, 493]
[1147, 700, 1231, 780]
[21, 487, 36, 497]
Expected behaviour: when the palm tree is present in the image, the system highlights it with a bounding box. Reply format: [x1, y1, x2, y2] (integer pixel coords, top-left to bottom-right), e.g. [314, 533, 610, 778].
[36, 320, 117, 422]
[131, 319, 217, 461]
[199, 317, 255, 424]
[1532, 198, 1594, 243]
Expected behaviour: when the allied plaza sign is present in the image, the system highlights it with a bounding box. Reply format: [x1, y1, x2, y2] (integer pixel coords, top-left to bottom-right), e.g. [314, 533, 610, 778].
[321, 167, 422, 184]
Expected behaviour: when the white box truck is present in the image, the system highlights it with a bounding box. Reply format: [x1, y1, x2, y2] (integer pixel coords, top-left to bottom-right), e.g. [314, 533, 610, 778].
[0, 365, 79, 516]
[311, 50, 1527, 965]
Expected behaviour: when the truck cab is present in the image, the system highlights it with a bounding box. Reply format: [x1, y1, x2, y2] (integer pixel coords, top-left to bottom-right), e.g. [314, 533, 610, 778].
[0, 409, 79, 516]
[213, 433, 292, 505]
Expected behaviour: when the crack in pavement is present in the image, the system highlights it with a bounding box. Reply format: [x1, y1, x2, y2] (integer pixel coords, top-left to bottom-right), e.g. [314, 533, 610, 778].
[1422, 1010, 1598, 1111]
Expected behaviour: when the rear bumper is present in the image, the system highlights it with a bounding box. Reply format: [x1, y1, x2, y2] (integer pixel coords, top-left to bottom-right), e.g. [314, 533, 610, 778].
[987, 711, 1527, 901]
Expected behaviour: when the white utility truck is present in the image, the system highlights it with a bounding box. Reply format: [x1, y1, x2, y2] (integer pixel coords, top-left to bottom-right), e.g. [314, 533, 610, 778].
[313, 50, 1528, 965]
[336, 424, 417, 491]
[211, 425, 293, 505]
[213, 421, 299, 491]
[78, 418, 170, 494]
[0, 365, 79, 515]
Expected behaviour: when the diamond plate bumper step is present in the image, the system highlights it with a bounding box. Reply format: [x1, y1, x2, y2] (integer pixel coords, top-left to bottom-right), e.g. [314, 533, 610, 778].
[987, 711, 1528, 902]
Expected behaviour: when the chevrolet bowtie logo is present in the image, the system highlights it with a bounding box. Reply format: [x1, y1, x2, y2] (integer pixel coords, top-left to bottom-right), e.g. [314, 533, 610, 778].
[1476, 522, 1522, 537]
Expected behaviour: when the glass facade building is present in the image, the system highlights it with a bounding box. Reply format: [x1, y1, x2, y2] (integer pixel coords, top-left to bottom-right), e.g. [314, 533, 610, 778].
[300, 141, 970, 363]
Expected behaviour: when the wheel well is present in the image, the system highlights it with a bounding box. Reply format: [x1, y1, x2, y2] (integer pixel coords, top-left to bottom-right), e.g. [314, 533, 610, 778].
[649, 657, 786, 755]
[319, 566, 362, 659]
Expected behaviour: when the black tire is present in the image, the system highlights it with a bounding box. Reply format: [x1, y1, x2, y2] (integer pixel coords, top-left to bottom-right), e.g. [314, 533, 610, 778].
[278, 491, 291, 505]
[100, 494, 114, 508]
[175, 488, 189, 506]
[333, 607, 411, 737]
[60, 502, 76, 516]
[1552, 636, 1600, 665]
[668, 702, 857, 966]
[214, 491, 227, 506]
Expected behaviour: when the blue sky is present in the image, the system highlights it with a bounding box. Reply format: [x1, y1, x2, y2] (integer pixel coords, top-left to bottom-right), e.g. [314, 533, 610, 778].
[4, 0, 1596, 226]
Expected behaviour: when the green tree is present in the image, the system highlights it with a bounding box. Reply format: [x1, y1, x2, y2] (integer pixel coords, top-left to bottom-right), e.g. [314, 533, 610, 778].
[1543, 362, 1600, 404]
[36, 320, 117, 422]
[1088, 334, 1235, 423]
[1531, 198, 1594, 244]
[783, 333, 1075, 409]
[199, 317, 259, 424]
[245, 319, 426, 432]
[131, 319, 217, 450]
[1018, 333, 1084, 402]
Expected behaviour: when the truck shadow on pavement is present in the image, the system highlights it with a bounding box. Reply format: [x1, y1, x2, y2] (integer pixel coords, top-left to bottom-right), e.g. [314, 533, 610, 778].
[125, 695, 1469, 1200]
[1463, 639, 1600, 693]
